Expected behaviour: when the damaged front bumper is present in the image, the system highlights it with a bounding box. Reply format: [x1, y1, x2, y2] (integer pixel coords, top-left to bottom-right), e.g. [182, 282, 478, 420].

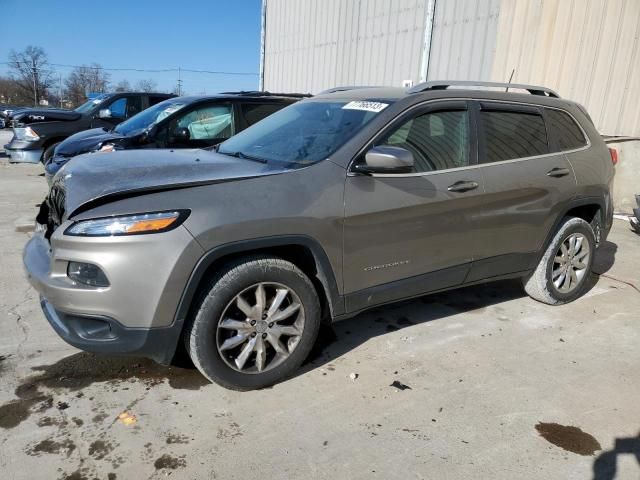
[23, 225, 204, 364]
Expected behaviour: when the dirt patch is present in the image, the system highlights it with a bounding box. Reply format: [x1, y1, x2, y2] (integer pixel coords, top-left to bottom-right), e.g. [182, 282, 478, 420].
[535, 422, 602, 456]
[0, 352, 208, 428]
[21, 352, 209, 392]
[154, 454, 186, 470]
[37, 416, 68, 428]
[27, 437, 76, 457]
[390, 380, 412, 391]
[88, 440, 114, 460]
[0, 393, 52, 429]
[166, 433, 190, 444]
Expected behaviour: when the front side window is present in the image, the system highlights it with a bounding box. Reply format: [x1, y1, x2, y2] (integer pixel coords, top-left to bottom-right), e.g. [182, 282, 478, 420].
[546, 109, 587, 151]
[377, 109, 470, 173]
[173, 105, 234, 141]
[114, 99, 187, 136]
[480, 109, 549, 163]
[218, 100, 386, 166]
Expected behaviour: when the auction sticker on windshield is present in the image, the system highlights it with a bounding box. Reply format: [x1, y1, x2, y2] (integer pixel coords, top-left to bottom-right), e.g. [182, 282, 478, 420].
[342, 101, 389, 113]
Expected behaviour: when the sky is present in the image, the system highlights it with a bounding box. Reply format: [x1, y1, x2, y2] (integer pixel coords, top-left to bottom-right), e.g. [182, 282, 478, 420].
[0, 0, 263, 95]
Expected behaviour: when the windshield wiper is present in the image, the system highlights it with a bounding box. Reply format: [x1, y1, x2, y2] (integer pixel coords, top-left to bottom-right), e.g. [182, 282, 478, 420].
[219, 150, 268, 164]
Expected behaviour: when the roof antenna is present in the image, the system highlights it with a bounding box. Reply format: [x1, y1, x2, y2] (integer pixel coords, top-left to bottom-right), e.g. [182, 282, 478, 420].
[505, 69, 515, 92]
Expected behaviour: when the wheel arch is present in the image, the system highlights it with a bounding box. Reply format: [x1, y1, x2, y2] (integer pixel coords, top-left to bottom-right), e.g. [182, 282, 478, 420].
[533, 197, 605, 268]
[173, 236, 344, 333]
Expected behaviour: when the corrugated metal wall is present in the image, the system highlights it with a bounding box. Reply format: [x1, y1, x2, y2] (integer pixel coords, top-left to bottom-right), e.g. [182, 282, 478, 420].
[490, 0, 640, 136]
[262, 0, 429, 93]
[262, 0, 640, 136]
[426, 0, 500, 81]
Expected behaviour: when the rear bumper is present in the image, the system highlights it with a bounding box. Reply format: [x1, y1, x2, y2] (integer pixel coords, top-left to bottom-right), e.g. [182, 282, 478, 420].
[6, 147, 42, 163]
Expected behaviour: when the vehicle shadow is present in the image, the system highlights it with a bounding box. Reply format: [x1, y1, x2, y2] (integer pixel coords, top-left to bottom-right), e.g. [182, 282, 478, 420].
[592, 240, 618, 276]
[300, 240, 619, 376]
[300, 278, 527, 373]
[592, 432, 640, 479]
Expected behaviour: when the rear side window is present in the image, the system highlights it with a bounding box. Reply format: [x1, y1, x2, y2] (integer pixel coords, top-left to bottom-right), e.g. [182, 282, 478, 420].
[546, 109, 587, 151]
[241, 103, 287, 126]
[149, 95, 169, 107]
[480, 109, 549, 163]
[378, 110, 470, 172]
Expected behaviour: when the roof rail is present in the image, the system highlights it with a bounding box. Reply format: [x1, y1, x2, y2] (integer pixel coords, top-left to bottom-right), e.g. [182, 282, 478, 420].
[407, 80, 560, 98]
[220, 91, 312, 98]
[317, 86, 379, 95]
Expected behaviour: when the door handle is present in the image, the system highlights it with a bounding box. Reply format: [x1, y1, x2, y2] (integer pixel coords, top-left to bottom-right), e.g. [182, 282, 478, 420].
[447, 180, 479, 193]
[546, 167, 571, 178]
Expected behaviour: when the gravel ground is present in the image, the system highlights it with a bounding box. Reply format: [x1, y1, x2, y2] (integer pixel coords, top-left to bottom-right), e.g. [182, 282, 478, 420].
[1, 133, 639, 480]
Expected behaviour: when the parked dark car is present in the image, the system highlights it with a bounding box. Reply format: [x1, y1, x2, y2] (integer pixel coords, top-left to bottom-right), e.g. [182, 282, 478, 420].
[25, 81, 614, 390]
[4, 92, 174, 163]
[44, 92, 307, 184]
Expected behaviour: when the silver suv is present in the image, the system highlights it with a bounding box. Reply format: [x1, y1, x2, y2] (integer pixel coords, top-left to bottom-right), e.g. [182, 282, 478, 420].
[24, 81, 615, 390]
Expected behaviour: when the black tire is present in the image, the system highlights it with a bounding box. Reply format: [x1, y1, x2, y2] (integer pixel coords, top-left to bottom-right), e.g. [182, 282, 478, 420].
[184, 256, 321, 390]
[42, 142, 60, 165]
[523, 217, 596, 305]
[590, 210, 603, 248]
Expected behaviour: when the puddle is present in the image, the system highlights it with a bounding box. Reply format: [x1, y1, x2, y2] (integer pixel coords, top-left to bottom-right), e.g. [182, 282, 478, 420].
[0, 352, 208, 429]
[535, 422, 602, 456]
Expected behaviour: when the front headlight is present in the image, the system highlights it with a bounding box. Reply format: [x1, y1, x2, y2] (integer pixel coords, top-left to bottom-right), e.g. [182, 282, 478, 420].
[65, 210, 189, 237]
[14, 126, 40, 142]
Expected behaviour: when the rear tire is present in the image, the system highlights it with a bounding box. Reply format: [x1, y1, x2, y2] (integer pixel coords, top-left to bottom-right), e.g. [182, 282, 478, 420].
[523, 217, 595, 305]
[184, 256, 321, 390]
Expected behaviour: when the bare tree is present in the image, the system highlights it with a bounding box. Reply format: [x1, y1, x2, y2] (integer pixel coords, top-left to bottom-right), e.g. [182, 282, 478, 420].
[7, 46, 54, 105]
[135, 78, 158, 93]
[64, 64, 110, 107]
[0, 76, 23, 104]
[114, 79, 131, 92]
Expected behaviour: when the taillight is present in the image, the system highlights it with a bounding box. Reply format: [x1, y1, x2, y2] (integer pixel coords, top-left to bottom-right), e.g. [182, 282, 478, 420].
[609, 147, 618, 165]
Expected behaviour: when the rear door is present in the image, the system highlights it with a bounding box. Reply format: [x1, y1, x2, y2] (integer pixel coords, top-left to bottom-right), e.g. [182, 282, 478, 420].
[466, 101, 577, 282]
[343, 101, 485, 311]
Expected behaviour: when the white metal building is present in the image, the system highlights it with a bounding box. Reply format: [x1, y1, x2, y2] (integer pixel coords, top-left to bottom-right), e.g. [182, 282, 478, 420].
[260, 0, 640, 137]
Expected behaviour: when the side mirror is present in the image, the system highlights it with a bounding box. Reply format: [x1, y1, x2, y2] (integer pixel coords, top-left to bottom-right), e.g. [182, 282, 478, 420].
[98, 108, 112, 119]
[353, 146, 414, 174]
[171, 127, 190, 143]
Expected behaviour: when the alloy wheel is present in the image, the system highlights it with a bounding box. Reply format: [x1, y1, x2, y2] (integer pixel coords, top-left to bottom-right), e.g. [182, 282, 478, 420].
[216, 282, 305, 374]
[552, 233, 590, 293]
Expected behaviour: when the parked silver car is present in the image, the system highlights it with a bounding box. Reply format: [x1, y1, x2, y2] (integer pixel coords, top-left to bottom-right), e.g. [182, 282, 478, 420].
[24, 81, 615, 390]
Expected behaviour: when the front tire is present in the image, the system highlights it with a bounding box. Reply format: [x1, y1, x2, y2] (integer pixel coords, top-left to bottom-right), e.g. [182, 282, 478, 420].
[42, 142, 60, 165]
[185, 256, 321, 390]
[523, 217, 595, 305]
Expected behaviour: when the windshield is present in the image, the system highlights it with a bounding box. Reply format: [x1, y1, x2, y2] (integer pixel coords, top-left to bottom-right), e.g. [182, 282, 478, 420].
[217, 100, 387, 165]
[114, 99, 187, 135]
[74, 94, 111, 113]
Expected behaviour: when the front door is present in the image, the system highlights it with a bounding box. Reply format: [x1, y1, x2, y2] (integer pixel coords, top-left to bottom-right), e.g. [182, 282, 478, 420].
[343, 102, 484, 312]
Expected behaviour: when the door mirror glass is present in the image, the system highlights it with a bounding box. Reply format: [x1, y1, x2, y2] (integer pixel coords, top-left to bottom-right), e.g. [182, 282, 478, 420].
[354, 146, 414, 174]
[98, 108, 112, 119]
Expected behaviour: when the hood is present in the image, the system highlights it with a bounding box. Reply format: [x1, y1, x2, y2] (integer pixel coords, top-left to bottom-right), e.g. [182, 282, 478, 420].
[14, 108, 81, 125]
[49, 149, 290, 222]
[55, 128, 125, 157]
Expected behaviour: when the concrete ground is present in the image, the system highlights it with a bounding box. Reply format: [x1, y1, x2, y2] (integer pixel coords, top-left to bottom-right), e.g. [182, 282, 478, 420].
[1, 128, 639, 480]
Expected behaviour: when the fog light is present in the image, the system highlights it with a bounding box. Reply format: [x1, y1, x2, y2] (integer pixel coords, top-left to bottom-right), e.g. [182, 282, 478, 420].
[67, 261, 110, 287]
